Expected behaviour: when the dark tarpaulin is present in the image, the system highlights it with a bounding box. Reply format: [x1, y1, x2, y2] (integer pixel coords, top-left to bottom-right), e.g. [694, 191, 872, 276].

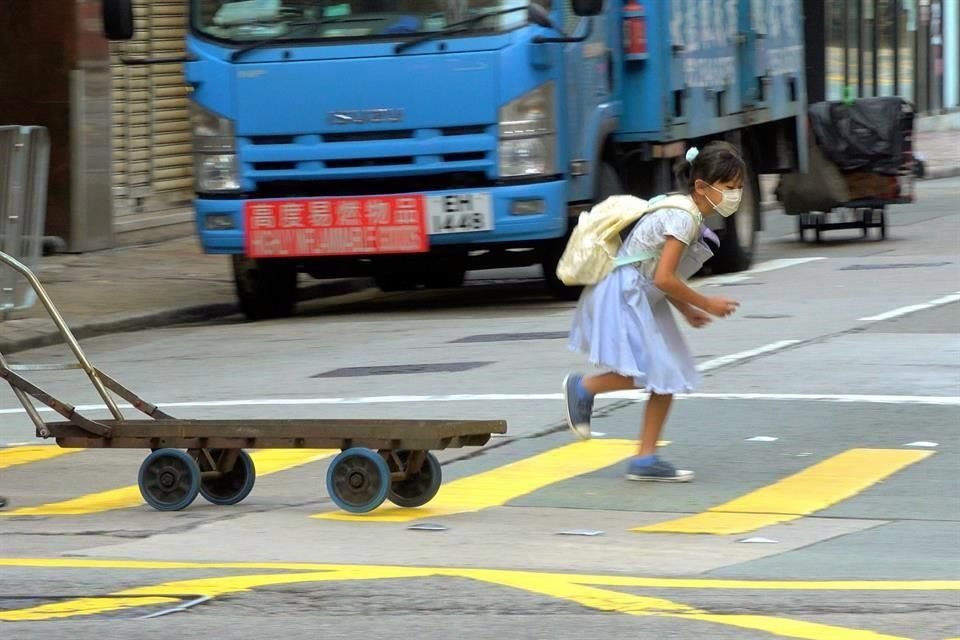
[808, 97, 909, 176]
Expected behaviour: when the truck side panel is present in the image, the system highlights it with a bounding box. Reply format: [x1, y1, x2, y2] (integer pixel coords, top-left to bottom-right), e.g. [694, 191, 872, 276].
[617, 0, 806, 142]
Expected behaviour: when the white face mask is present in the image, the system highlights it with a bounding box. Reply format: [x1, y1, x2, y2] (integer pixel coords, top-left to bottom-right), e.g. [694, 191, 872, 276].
[705, 183, 743, 217]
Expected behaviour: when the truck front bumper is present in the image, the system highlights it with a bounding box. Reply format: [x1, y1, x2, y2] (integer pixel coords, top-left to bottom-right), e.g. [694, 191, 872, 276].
[196, 180, 568, 255]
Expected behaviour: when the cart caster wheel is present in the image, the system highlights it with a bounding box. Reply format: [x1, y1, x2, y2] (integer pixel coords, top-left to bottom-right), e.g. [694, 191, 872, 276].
[326, 448, 390, 514]
[138, 449, 201, 512]
[387, 451, 442, 508]
[200, 450, 256, 506]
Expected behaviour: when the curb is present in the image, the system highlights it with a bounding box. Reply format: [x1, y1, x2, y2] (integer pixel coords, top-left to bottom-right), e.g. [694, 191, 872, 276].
[0, 277, 373, 356]
[923, 166, 960, 180]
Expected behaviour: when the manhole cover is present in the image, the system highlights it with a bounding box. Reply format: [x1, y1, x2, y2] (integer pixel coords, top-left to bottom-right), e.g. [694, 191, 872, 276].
[312, 361, 493, 378]
[839, 262, 951, 271]
[451, 331, 568, 343]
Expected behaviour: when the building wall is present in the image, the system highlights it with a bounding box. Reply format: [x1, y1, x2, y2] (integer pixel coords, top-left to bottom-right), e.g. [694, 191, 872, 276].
[811, 0, 957, 113]
[945, 0, 958, 108]
[0, 0, 80, 242]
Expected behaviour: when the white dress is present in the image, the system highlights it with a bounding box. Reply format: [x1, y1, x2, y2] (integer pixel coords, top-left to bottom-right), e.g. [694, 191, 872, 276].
[567, 206, 714, 394]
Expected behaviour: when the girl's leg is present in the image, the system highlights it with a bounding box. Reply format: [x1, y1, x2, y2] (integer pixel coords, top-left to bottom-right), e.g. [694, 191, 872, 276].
[626, 392, 693, 482]
[563, 371, 636, 440]
[582, 372, 636, 395]
[638, 392, 672, 456]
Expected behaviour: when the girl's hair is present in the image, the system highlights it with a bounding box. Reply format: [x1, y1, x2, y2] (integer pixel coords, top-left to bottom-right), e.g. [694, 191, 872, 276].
[674, 141, 746, 193]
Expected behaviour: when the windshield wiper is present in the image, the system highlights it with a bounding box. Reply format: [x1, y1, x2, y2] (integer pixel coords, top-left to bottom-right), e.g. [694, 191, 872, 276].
[231, 17, 382, 61]
[394, 5, 530, 54]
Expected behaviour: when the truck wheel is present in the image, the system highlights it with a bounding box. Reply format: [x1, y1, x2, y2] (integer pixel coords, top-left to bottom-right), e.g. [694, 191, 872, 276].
[232, 255, 298, 321]
[708, 158, 760, 273]
[543, 160, 623, 300]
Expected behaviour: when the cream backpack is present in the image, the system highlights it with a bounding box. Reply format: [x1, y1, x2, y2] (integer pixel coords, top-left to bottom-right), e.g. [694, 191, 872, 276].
[555, 194, 702, 286]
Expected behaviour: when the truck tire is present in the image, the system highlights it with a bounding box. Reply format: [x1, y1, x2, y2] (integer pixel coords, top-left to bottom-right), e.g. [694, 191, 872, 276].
[543, 160, 623, 300]
[232, 255, 298, 321]
[708, 158, 760, 273]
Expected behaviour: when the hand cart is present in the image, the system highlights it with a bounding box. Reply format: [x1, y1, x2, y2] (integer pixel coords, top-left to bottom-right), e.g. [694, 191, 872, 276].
[0, 251, 507, 514]
[796, 100, 916, 243]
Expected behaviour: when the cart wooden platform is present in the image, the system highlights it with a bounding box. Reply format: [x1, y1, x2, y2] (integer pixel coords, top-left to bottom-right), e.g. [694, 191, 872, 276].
[0, 251, 506, 514]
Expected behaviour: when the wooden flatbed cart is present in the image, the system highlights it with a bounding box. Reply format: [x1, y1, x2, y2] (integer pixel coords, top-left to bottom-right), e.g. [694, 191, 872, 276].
[0, 251, 506, 514]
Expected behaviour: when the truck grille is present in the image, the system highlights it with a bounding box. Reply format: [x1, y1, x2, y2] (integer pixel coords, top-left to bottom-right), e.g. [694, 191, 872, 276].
[250, 171, 491, 199]
[240, 124, 496, 181]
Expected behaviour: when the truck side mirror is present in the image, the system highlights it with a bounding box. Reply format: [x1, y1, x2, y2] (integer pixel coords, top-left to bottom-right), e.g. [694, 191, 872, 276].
[102, 0, 135, 41]
[571, 0, 603, 17]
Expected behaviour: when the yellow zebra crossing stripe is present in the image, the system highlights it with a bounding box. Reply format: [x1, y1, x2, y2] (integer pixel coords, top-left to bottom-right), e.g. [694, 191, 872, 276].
[315, 439, 639, 522]
[0, 445, 80, 470]
[0, 449, 336, 516]
[633, 448, 932, 535]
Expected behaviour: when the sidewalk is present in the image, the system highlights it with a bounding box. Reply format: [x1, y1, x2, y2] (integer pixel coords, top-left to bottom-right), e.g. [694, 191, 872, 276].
[0, 239, 236, 355]
[0, 130, 957, 357]
[913, 128, 960, 180]
[0, 239, 367, 355]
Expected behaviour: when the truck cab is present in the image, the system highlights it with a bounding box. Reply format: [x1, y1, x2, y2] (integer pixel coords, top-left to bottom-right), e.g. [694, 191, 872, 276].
[103, 0, 807, 319]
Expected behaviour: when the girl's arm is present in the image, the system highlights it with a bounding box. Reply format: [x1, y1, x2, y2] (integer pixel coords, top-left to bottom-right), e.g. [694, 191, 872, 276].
[666, 295, 693, 314]
[654, 237, 739, 317]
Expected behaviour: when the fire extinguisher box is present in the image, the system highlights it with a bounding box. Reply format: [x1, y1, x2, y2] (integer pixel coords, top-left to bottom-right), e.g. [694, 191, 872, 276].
[623, 0, 648, 62]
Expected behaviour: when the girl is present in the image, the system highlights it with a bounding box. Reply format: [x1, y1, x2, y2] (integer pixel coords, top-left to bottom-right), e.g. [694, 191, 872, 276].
[563, 141, 744, 482]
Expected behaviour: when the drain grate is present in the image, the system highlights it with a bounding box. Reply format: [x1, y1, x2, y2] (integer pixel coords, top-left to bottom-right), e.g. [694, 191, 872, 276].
[839, 262, 952, 271]
[451, 331, 568, 344]
[312, 361, 493, 378]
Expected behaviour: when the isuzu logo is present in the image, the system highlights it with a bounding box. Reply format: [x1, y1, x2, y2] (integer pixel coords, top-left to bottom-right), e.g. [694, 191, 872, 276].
[329, 109, 404, 125]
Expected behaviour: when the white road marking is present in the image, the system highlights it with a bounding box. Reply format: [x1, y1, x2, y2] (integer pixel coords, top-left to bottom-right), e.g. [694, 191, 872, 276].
[696, 340, 801, 371]
[1, 392, 956, 424]
[747, 258, 827, 273]
[0, 341, 798, 423]
[859, 291, 960, 322]
[701, 257, 825, 286]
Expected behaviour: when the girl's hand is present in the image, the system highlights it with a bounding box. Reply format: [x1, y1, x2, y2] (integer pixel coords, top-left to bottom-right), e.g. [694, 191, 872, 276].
[682, 307, 712, 328]
[703, 296, 740, 318]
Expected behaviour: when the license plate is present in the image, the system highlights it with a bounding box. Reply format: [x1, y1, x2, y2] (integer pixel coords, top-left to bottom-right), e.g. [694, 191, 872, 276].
[427, 193, 493, 234]
[244, 195, 428, 258]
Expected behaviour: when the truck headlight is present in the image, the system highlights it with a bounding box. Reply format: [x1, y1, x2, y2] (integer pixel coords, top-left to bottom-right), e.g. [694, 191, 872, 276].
[498, 82, 556, 178]
[191, 102, 240, 192]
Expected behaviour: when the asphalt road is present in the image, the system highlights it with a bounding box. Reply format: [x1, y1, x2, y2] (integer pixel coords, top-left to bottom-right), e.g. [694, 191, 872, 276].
[1, 178, 958, 639]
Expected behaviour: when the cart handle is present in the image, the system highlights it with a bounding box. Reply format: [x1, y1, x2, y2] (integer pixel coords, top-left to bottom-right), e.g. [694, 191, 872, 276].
[0, 250, 124, 422]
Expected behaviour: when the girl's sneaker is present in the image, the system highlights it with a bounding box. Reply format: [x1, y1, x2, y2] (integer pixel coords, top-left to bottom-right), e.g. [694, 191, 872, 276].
[562, 373, 594, 440]
[625, 457, 694, 482]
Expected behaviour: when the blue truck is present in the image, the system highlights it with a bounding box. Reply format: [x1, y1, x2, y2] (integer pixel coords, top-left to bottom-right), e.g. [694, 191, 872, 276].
[103, 0, 808, 319]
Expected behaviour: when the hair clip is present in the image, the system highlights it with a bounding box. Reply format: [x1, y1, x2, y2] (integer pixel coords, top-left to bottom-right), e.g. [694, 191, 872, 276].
[685, 147, 700, 163]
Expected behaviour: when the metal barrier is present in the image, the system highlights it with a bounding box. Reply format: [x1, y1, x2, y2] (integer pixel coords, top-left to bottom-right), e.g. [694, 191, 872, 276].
[0, 126, 49, 318]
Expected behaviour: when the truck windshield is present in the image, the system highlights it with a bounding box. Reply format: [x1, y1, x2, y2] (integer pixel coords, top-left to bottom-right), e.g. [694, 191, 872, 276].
[192, 0, 532, 43]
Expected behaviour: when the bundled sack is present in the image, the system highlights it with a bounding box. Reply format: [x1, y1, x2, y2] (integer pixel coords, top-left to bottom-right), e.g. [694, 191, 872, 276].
[808, 97, 908, 176]
[778, 142, 850, 216]
[556, 194, 701, 286]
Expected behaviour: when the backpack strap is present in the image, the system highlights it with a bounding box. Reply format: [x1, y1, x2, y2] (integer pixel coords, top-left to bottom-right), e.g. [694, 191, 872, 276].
[613, 195, 703, 268]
